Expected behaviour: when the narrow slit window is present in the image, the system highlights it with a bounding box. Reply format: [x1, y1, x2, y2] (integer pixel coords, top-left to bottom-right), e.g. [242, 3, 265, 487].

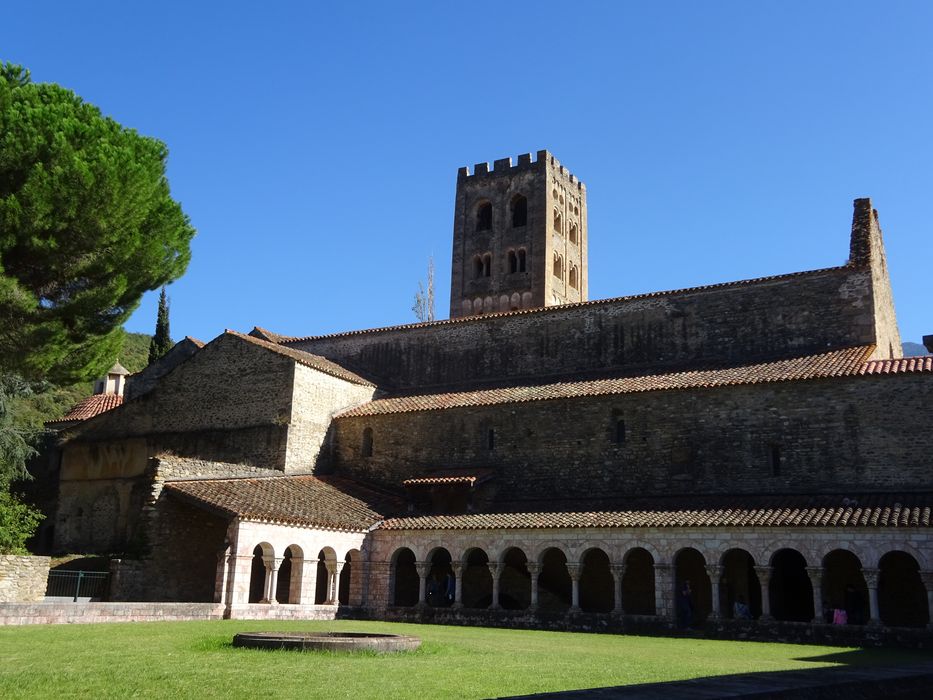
[518, 248, 527, 272]
[482, 253, 492, 277]
[362, 428, 373, 458]
[487, 428, 495, 450]
[770, 444, 781, 476]
[473, 255, 484, 279]
[476, 202, 492, 231]
[553, 209, 562, 234]
[615, 419, 626, 445]
[511, 195, 527, 227]
[508, 250, 517, 274]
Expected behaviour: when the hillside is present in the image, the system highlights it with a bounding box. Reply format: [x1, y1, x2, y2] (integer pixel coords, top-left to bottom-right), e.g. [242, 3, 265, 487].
[902, 342, 927, 357]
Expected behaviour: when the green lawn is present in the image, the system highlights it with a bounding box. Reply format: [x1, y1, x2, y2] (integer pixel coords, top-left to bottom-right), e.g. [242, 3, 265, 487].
[0, 619, 924, 699]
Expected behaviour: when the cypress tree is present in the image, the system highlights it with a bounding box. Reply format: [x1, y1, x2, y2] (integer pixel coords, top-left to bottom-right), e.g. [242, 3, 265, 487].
[148, 287, 173, 364]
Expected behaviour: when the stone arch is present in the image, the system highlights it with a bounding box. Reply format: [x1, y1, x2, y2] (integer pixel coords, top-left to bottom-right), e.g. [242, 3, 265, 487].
[276, 544, 304, 604]
[553, 208, 562, 234]
[510, 292, 521, 311]
[580, 547, 613, 613]
[473, 255, 484, 279]
[499, 294, 510, 311]
[720, 548, 760, 619]
[511, 194, 527, 227]
[498, 546, 530, 610]
[462, 547, 492, 609]
[482, 253, 492, 278]
[517, 248, 527, 272]
[507, 250, 518, 274]
[390, 547, 418, 607]
[462, 299, 473, 316]
[621, 546, 655, 615]
[569, 264, 578, 289]
[344, 549, 364, 605]
[472, 297, 483, 314]
[476, 201, 492, 231]
[569, 221, 578, 244]
[248, 542, 274, 604]
[538, 547, 571, 612]
[674, 547, 711, 626]
[822, 549, 868, 625]
[769, 548, 813, 622]
[521, 291, 532, 308]
[878, 550, 929, 627]
[426, 547, 453, 607]
[552, 253, 563, 280]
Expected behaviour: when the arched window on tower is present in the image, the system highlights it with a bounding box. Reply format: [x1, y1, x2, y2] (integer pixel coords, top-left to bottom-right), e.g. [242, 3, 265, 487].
[511, 194, 527, 227]
[361, 427, 373, 458]
[476, 202, 492, 231]
[553, 253, 563, 280]
[569, 221, 578, 244]
[518, 248, 527, 272]
[473, 255, 484, 279]
[482, 253, 492, 277]
[569, 264, 578, 289]
[553, 209, 562, 234]
[508, 250, 518, 274]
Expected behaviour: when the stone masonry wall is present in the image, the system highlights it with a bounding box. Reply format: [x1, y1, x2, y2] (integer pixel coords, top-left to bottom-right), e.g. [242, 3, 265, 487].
[294, 266, 875, 391]
[333, 372, 933, 498]
[0, 555, 50, 603]
[283, 363, 375, 473]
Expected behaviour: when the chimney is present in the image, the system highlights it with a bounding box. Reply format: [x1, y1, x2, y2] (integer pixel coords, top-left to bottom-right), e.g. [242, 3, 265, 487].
[923, 335, 933, 354]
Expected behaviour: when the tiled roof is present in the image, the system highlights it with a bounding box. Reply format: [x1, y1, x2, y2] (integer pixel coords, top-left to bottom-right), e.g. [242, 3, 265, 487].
[46, 393, 123, 424]
[164, 474, 404, 530]
[337, 346, 876, 417]
[224, 330, 374, 387]
[860, 355, 933, 375]
[275, 265, 853, 343]
[403, 469, 495, 487]
[379, 493, 933, 531]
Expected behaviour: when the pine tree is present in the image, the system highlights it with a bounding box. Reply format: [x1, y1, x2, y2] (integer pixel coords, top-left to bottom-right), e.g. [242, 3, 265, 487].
[148, 287, 173, 364]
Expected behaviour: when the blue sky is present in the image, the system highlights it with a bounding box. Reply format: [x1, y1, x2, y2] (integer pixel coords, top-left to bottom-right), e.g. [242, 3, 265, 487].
[3, 1, 931, 346]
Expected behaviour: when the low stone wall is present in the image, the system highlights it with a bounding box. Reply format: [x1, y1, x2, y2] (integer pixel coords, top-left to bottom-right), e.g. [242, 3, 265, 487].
[0, 555, 50, 603]
[227, 603, 349, 621]
[0, 601, 224, 626]
[377, 607, 933, 649]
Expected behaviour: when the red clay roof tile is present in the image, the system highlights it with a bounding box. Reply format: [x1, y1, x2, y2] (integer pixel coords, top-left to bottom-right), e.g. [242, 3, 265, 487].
[47, 393, 123, 424]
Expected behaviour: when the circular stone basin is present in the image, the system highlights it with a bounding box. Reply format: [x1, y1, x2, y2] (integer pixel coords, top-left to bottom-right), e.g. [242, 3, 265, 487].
[232, 631, 421, 653]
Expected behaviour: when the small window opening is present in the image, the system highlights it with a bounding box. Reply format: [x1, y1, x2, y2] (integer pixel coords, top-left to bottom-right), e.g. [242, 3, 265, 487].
[362, 428, 373, 458]
[473, 255, 484, 279]
[615, 419, 626, 445]
[770, 444, 781, 476]
[508, 250, 518, 274]
[569, 222, 578, 244]
[569, 264, 578, 289]
[487, 428, 495, 450]
[553, 253, 563, 280]
[553, 209, 562, 234]
[518, 248, 527, 272]
[476, 202, 492, 231]
[511, 195, 527, 227]
[482, 253, 491, 277]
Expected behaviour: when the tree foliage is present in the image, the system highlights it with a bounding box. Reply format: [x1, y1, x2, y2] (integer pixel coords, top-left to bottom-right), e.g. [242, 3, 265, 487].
[0, 62, 195, 384]
[0, 482, 43, 554]
[412, 256, 435, 323]
[148, 287, 172, 364]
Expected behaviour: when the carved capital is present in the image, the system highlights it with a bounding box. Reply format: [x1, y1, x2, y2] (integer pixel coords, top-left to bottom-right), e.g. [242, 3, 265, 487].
[415, 561, 431, 578]
[805, 566, 823, 585]
[450, 561, 463, 577]
[919, 571, 933, 588]
[526, 562, 540, 576]
[565, 563, 582, 580]
[610, 563, 626, 580]
[706, 565, 723, 581]
[862, 567, 880, 588]
[753, 565, 773, 584]
[486, 562, 502, 579]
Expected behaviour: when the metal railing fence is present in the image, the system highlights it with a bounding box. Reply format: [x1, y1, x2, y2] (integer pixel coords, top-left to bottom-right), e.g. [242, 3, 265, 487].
[45, 570, 110, 602]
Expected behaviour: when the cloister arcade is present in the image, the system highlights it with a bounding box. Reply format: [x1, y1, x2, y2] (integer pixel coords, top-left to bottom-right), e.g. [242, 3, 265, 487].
[215, 522, 932, 631]
[375, 534, 933, 629]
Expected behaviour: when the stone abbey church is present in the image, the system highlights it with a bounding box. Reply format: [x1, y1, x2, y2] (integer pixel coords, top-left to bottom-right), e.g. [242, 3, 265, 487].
[55, 151, 932, 639]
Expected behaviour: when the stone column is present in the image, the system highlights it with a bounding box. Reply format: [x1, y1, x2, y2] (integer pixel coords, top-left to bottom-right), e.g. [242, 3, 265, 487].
[567, 563, 581, 612]
[367, 561, 389, 610]
[706, 565, 723, 620]
[262, 557, 280, 605]
[920, 571, 933, 630]
[805, 566, 823, 623]
[487, 562, 502, 610]
[451, 561, 464, 609]
[862, 567, 881, 626]
[214, 551, 228, 604]
[285, 556, 303, 605]
[610, 564, 626, 614]
[527, 562, 540, 611]
[415, 561, 430, 607]
[324, 561, 344, 605]
[229, 554, 254, 607]
[300, 558, 319, 604]
[754, 565, 773, 620]
[654, 563, 673, 620]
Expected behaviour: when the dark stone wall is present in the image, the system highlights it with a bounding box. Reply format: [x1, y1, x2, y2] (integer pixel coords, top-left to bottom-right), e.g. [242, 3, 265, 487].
[293, 266, 875, 391]
[331, 372, 933, 498]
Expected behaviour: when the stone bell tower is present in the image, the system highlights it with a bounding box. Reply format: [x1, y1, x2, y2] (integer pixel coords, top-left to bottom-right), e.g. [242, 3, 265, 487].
[449, 150, 588, 319]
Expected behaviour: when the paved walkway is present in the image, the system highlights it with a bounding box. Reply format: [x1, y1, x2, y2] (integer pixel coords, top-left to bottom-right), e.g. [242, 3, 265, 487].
[507, 662, 933, 699]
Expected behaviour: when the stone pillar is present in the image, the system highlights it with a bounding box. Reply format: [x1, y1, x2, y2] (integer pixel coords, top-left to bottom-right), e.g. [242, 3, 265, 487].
[654, 563, 673, 620]
[706, 565, 723, 620]
[300, 558, 319, 604]
[862, 567, 881, 626]
[527, 562, 540, 611]
[920, 571, 933, 630]
[324, 561, 344, 605]
[754, 566, 773, 620]
[228, 554, 253, 606]
[285, 556, 303, 605]
[805, 566, 823, 623]
[262, 557, 280, 605]
[567, 563, 581, 612]
[415, 561, 430, 607]
[451, 562, 464, 609]
[214, 551, 228, 604]
[610, 564, 626, 614]
[487, 562, 502, 610]
[367, 561, 389, 610]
